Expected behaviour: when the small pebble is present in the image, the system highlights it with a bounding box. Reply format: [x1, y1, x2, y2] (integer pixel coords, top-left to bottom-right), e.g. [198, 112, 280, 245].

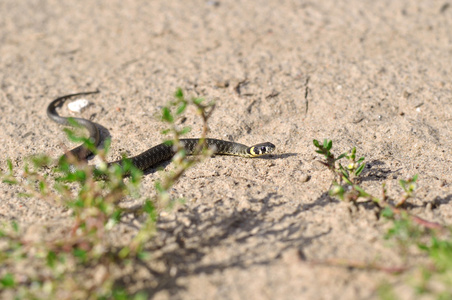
[68, 99, 90, 113]
[299, 174, 310, 182]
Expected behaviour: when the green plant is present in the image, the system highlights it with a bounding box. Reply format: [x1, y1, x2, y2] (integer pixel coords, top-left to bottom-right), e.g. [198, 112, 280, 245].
[314, 139, 381, 205]
[313, 138, 451, 299]
[0, 88, 214, 299]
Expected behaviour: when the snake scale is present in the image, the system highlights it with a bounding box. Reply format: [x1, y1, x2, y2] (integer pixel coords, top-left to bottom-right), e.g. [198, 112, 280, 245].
[46, 91, 275, 171]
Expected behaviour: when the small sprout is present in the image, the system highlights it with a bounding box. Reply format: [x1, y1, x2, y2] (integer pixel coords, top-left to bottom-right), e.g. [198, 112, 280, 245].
[396, 174, 419, 207]
[313, 139, 335, 162]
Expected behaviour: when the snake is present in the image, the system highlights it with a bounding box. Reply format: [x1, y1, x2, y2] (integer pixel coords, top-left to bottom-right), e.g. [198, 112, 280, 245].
[46, 91, 276, 171]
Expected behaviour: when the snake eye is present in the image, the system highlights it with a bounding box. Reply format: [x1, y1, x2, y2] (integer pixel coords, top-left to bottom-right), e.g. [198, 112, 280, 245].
[258, 146, 268, 154]
[250, 142, 275, 156]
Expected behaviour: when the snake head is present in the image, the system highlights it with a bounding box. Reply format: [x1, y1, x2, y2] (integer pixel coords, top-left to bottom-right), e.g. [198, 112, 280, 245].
[248, 142, 276, 157]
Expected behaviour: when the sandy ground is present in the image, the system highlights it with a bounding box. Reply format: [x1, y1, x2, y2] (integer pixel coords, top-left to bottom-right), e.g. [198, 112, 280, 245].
[1, 0, 452, 299]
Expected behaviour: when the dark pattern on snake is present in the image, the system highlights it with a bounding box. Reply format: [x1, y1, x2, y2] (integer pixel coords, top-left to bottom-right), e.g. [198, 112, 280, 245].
[47, 91, 276, 171]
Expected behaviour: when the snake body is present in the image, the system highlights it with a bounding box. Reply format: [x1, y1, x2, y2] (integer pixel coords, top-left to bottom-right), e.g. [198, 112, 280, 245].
[47, 91, 275, 171]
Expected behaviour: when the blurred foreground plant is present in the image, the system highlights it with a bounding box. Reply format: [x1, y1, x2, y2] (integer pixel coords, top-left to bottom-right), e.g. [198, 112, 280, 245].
[0, 88, 214, 299]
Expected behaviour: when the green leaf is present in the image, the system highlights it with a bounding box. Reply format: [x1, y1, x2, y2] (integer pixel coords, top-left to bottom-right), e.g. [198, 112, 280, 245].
[323, 139, 328, 149]
[355, 163, 365, 176]
[39, 181, 46, 193]
[174, 88, 184, 100]
[343, 176, 352, 185]
[6, 159, 13, 172]
[46, 251, 57, 268]
[11, 221, 19, 233]
[154, 181, 163, 193]
[31, 154, 52, 168]
[350, 147, 356, 160]
[326, 140, 333, 150]
[103, 137, 112, 154]
[357, 157, 365, 164]
[137, 250, 149, 260]
[111, 210, 122, 223]
[112, 288, 128, 300]
[161, 129, 171, 135]
[417, 243, 429, 251]
[67, 117, 83, 128]
[2, 178, 18, 185]
[313, 139, 320, 148]
[176, 101, 187, 115]
[179, 126, 191, 135]
[73, 248, 87, 262]
[329, 183, 345, 199]
[381, 207, 394, 218]
[143, 200, 155, 214]
[18, 192, 32, 198]
[143, 200, 157, 221]
[62, 170, 87, 183]
[193, 97, 204, 105]
[163, 139, 174, 146]
[161, 107, 174, 123]
[0, 273, 15, 288]
[133, 291, 149, 300]
[412, 174, 419, 182]
[73, 198, 85, 208]
[339, 164, 349, 178]
[130, 167, 143, 184]
[354, 185, 369, 197]
[336, 153, 347, 160]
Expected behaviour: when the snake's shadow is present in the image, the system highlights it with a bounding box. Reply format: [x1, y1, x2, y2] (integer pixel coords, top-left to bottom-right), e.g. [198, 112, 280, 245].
[122, 192, 331, 297]
[269, 153, 298, 159]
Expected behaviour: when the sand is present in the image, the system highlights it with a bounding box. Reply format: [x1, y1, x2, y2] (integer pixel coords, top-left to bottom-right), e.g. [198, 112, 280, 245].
[1, 0, 451, 299]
